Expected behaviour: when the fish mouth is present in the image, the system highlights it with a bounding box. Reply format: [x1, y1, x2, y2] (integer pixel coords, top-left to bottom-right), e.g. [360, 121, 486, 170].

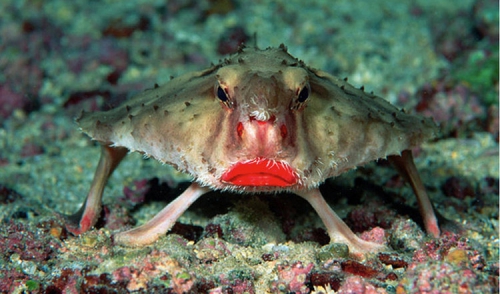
[221, 158, 298, 187]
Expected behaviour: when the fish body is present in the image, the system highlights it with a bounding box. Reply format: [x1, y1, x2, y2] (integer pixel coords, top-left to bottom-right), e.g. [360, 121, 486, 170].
[68, 45, 439, 256]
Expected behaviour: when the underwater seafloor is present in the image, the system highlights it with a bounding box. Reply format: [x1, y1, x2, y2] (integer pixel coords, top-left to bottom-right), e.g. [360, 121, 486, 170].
[0, 0, 498, 293]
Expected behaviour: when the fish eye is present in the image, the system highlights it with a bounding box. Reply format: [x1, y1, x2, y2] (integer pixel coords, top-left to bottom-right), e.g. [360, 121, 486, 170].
[297, 86, 309, 103]
[217, 86, 228, 102]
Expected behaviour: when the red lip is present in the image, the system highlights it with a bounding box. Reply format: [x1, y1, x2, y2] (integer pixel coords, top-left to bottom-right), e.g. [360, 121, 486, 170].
[221, 158, 298, 187]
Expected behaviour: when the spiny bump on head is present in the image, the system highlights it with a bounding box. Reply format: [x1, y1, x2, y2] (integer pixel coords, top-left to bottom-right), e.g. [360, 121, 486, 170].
[279, 43, 288, 52]
[75, 110, 85, 123]
[237, 43, 247, 53]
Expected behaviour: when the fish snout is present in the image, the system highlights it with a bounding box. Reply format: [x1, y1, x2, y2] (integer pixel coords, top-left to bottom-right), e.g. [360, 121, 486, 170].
[236, 114, 288, 155]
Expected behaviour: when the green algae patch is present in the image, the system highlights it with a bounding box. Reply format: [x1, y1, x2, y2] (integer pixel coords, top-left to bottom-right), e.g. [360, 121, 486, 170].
[25, 280, 40, 291]
[317, 243, 350, 261]
[453, 46, 499, 106]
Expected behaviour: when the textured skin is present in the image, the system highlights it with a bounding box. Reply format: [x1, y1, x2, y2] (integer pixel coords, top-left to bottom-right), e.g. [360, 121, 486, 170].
[71, 45, 439, 255]
[78, 46, 437, 192]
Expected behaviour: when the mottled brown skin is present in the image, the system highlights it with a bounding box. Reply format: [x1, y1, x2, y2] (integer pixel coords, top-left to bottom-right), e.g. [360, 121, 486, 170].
[67, 45, 439, 257]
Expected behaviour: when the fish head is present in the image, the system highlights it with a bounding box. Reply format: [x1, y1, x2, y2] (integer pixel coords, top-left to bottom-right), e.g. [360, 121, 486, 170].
[213, 58, 312, 190]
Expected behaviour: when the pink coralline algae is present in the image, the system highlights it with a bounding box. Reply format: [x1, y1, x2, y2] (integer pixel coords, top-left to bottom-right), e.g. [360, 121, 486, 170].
[0, 85, 30, 120]
[271, 261, 314, 293]
[0, 221, 61, 262]
[401, 261, 491, 293]
[359, 227, 387, 245]
[0, 269, 31, 293]
[399, 232, 493, 293]
[110, 250, 196, 292]
[414, 81, 486, 137]
[122, 178, 151, 205]
[411, 233, 478, 263]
